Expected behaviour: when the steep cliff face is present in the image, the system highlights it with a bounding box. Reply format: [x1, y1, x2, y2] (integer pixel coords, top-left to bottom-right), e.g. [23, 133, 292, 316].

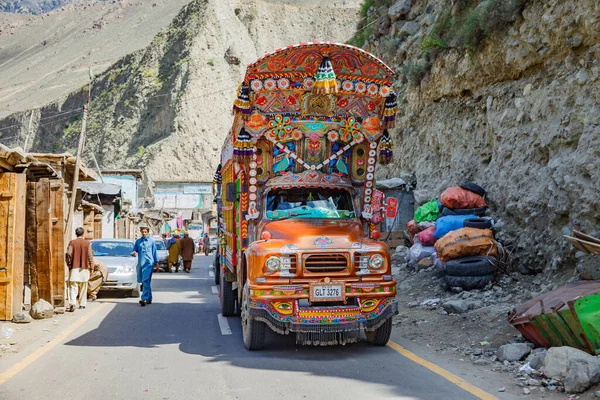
[362, 0, 600, 273]
[0, 0, 360, 184]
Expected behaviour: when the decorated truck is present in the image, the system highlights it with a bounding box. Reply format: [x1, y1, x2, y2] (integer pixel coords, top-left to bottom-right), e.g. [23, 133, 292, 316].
[213, 42, 399, 350]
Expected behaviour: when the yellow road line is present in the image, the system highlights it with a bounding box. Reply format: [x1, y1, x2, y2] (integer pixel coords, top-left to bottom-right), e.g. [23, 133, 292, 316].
[0, 303, 108, 386]
[387, 340, 498, 400]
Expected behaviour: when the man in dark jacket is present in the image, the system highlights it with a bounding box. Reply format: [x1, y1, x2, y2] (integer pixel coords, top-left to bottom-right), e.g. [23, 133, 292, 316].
[180, 232, 195, 273]
[66, 227, 94, 312]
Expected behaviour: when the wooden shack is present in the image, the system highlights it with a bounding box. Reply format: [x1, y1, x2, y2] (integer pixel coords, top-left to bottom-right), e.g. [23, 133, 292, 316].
[0, 147, 98, 319]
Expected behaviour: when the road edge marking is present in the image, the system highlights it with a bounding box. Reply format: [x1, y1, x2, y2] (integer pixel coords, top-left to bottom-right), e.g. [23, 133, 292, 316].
[217, 313, 232, 335]
[211, 286, 219, 294]
[387, 340, 498, 400]
[0, 302, 108, 386]
[209, 270, 215, 278]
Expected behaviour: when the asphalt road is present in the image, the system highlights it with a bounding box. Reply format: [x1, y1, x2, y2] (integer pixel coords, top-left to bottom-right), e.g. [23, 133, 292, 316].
[0, 256, 486, 400]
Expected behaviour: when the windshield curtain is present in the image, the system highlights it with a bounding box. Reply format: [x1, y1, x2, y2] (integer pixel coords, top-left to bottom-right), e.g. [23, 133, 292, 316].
[265, 188, 356, 220]
[92, 241, 134, 257]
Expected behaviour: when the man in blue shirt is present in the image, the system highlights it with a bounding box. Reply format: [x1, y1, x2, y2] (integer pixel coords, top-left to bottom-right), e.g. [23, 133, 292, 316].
[132, 225, 159, 306]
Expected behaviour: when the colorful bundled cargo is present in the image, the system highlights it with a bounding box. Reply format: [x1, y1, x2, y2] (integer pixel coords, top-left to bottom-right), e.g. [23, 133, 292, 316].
[215, 42, 399, 350]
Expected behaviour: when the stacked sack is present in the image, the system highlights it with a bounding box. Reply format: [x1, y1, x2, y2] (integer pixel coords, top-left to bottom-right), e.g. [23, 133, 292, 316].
[405, 181, 499, 290]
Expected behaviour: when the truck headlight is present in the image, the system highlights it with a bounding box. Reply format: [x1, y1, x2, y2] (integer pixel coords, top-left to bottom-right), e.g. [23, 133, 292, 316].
[369, 254, 385, 269]
[266, 256, 281, 272]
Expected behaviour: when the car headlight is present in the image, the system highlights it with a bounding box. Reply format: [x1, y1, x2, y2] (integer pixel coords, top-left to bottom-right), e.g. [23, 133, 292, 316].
[117, 265, 135, 273]
[265, 256, 281, 272]
[369, 254, 385, 269]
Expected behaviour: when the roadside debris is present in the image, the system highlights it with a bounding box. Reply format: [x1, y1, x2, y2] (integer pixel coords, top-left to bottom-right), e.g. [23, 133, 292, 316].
[508, 281, 600, 354]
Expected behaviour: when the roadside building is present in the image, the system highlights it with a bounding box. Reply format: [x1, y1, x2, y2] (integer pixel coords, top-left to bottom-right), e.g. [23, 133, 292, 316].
[100, 169, 143, 212]
[0, 147, 97, 318]
[77, 182, 122, 239]
[151, 180, 213, 231]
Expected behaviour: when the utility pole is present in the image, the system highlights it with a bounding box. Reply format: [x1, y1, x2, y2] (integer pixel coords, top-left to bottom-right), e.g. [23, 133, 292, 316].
[91, 151, 104, 183]
[23, 109, 34, 151]
[65, 83, 92, 235]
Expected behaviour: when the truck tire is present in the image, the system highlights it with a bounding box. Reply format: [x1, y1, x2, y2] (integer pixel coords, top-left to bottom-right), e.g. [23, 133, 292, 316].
[213, 253, 220, 286]
[241, 284, 266, 350]
[445, 256, 497, 277]
[220, 274, 235, 316]
[444, 274, 494, 290]
[441, 206, 487, 217]
[463, 217, 493, 229]
[366, 318, 393, 346]
[459, 180, 486, 197]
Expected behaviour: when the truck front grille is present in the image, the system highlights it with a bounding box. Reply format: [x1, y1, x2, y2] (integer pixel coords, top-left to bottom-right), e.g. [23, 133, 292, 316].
[303, 254, 349, 273]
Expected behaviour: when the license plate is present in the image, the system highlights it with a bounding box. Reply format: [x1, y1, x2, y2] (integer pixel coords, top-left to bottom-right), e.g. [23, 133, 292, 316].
[310, 282, 344, 302]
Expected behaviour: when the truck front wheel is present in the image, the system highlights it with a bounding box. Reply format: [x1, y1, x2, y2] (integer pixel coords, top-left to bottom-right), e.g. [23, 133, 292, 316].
[365, 318, 392, 346]
[241, 284, 265, 350]
[220, 274, 235, 316]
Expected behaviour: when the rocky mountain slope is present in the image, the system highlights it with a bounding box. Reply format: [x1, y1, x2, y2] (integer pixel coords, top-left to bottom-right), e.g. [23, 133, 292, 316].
[359, 0, 600, 273]
[0, 0, 93, 14]
[0, 0, 361, 184]
[0, 0, 204, 117]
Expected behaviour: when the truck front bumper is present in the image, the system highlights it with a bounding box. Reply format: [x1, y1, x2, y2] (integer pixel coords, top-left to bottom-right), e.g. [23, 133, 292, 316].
[248, 296, 398, 345]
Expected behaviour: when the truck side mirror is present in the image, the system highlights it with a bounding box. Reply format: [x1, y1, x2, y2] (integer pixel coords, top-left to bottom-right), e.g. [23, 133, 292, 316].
[225, 182, 237, 202]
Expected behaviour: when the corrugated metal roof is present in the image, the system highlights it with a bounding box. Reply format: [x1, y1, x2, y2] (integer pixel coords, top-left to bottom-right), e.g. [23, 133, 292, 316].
[78, 181, 121, 195]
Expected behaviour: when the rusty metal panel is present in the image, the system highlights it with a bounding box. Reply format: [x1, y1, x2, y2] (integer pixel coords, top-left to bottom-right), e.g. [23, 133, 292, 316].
[508, 282, 600, 355]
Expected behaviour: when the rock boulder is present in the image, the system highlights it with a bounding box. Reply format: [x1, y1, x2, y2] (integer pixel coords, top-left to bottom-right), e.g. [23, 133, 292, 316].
[543, 346, 600, 393]
[30, 299, 54, 320]
[496, 343, 531, 362]
[12, 311, 32, 324]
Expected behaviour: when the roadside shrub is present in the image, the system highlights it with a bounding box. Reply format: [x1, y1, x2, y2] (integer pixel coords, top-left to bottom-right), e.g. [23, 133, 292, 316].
[420, 36, 448, 56]
[400, 61, 428, 86]
[348, 0, 394, 48]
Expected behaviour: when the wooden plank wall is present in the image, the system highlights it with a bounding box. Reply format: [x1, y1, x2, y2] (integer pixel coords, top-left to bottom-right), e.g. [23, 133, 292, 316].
[35, 178, 53, 303]
[0, 173, 26, 320]
[26, 182, 38, 303]
[94, 214, 103, 239]
[83, 210, 95, 240]
[50, 181, 65, 307]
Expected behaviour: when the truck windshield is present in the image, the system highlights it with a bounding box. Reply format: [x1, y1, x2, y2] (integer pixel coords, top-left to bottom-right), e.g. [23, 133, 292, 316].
[265, 188, 356, 220]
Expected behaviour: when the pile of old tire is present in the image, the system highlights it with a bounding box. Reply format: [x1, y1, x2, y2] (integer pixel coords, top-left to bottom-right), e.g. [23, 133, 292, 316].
[440, 181, 488, 217]
[444, 256, 498, 290]
[435, 227, 499, 290]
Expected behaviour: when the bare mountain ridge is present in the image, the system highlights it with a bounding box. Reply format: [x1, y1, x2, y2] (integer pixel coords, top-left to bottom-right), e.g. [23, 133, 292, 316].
[0, 0, 361, 185]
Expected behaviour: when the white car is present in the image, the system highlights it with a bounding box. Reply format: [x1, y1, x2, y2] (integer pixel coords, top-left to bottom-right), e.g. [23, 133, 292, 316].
[155, 239, 169, 270]
[91, 239, 140, 297]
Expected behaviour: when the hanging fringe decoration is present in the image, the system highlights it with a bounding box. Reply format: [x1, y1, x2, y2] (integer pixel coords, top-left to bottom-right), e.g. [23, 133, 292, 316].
[312, 56, 338, 95]
[213, 164, 222, 184]
[233, 128, 254, 162]
[382, 91, 398, 129]
[379, 129, 393, 164]
[232, 84, 251, 120]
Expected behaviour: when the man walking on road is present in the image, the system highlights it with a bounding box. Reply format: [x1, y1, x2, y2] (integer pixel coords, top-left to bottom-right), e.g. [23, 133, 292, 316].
[202, 233, 210, 256]
[132, 225, 159, 307]
[167, 233, 181, 273]
[180, 232, 195, 273]
[66, 227, 94, 312]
